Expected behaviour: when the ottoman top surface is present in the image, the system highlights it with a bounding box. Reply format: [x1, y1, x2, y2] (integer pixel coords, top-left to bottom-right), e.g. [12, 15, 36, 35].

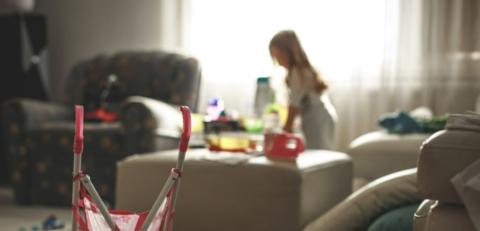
[120, 148, 351, 172]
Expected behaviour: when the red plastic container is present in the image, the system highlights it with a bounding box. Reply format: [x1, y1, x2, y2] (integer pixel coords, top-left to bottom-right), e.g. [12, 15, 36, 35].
[264, 133, 305, 159]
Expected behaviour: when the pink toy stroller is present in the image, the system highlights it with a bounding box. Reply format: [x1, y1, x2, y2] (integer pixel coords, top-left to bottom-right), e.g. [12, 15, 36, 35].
[71, 105, 191, 231]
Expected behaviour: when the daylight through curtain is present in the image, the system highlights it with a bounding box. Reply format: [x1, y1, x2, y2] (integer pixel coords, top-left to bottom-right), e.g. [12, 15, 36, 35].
[180, 0, 480, 150]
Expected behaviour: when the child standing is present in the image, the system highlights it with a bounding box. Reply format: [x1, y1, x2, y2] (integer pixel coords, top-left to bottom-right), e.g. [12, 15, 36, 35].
[269, 30, 337, 150]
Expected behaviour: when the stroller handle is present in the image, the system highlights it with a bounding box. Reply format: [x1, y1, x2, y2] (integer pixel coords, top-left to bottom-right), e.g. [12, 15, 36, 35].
[179, 106, 191, 153]
[73, 105, 84, 154]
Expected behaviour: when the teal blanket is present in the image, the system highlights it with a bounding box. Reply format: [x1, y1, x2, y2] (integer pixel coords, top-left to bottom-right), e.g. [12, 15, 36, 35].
[367, 203, 421, 231]
[378, 112, 448, 134]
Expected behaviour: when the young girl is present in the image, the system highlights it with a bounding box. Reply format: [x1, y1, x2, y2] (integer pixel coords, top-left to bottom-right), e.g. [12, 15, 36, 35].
[269, 30, 337, 150]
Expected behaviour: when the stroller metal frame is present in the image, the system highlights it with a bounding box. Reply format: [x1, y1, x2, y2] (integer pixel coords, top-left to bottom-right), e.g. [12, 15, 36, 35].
[71, 105, 191, 231]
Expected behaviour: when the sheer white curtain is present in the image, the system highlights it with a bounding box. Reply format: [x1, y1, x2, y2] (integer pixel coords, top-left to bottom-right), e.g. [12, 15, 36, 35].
[418, 0, 480, 114]
[177, 0, 480, 150]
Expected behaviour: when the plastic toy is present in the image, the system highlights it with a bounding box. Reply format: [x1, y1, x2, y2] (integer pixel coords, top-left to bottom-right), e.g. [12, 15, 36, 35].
[70, 105, 191, 231]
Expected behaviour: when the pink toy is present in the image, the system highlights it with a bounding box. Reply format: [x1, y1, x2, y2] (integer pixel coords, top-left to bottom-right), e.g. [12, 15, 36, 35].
[71, 105, 191, 231]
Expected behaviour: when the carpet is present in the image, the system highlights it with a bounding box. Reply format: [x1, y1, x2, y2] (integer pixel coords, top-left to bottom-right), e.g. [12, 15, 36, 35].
[0, 187, 71, 230]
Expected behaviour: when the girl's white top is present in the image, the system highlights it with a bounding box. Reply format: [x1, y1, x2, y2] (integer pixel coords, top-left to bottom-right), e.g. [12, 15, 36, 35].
[287, 67, 337, 149]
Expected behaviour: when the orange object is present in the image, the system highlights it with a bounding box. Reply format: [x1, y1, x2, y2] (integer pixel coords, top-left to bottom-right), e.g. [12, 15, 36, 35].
[85, 108, 119, 122]
[206, 133, 250, 152]
[205, 133, 263, 153]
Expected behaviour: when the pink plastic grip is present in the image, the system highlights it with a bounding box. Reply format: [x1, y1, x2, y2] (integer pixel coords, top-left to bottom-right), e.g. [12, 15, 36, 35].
[73, 105, 84, 154]
[179, 106, 191, 153]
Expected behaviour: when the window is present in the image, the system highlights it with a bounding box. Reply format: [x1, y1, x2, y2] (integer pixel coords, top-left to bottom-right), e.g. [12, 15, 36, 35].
[186, 0, 392, 113]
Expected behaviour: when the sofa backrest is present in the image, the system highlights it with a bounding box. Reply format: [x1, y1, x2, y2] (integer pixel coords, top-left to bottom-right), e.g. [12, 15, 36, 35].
[65, 50, 201, 112]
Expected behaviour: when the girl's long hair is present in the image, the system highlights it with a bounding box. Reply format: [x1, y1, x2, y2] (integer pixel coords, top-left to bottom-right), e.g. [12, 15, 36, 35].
[269, 30, 327, 93]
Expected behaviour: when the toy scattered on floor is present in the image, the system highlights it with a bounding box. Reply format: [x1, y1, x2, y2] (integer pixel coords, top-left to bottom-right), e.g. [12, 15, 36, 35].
[17, 214, 66, 231]
[18, 226, 39, 231]
[42, 214, 65, 230]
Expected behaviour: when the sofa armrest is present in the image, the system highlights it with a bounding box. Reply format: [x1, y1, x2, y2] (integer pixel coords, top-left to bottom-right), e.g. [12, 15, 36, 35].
[121, 96, 182, 153]
[2, 98, 71, 132]
[417, 129, 480, 203]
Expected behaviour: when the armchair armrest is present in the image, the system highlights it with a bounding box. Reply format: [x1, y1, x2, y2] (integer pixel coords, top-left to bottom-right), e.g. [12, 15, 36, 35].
[2, 98, 71, 132]
[2, 98, 71, 205]
[121, 96, 182, 153]
[121, 96, 182, 137]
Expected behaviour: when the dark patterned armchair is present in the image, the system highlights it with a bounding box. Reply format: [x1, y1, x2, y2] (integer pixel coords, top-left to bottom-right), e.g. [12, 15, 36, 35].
[2, 50, 201, 206]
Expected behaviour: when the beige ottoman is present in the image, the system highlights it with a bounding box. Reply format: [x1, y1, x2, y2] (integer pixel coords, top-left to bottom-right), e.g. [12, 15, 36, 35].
[116, 149, 352, 231]
[349, 130, 430, 183]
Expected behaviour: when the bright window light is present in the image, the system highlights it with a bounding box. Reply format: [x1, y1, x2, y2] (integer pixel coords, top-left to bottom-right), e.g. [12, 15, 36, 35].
[187, 0, 392, 113]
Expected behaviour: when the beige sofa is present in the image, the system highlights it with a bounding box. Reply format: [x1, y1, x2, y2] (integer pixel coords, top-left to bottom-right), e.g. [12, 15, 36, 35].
[414, 123, 479, 230]
[348, 130, 430, 188]
[115, 149, 352, 231]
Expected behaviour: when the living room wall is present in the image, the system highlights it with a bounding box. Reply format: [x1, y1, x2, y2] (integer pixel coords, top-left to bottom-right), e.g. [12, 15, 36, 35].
[35, 0, 165, 102]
